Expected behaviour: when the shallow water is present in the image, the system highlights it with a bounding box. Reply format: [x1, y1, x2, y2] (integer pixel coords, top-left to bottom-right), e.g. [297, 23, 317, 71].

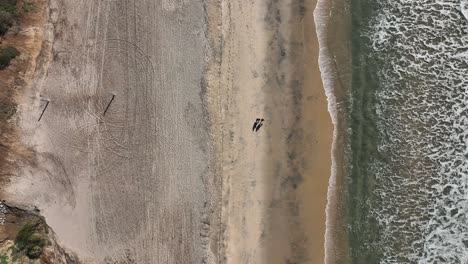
[346, 0, 468, 263]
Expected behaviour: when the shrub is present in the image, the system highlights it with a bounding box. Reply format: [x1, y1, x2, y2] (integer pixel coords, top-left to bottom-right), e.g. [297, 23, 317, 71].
[0, 0, 17, 14]
[0, 45, 18, 69]
[27, 245, 43, 258]
[0, 10, 13, 35]
[0, 0, 17, 35]
[0, 102, 16, 120]
[13, 222, 46, 259]
[15, 223, 35, 249]
[22, 1, 35, 13]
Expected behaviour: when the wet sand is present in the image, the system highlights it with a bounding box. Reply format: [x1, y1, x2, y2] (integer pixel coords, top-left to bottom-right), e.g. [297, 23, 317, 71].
[300, 0, 334, 262]
[315, 0, 352, 262]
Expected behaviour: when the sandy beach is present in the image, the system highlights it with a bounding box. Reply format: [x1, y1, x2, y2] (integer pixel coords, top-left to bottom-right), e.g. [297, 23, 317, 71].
[1, 0, 334, 263]
[220, 0, 332, 263]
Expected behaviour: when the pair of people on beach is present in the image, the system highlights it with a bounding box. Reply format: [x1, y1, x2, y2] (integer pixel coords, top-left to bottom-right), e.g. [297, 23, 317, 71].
[252, 118, 264, 132]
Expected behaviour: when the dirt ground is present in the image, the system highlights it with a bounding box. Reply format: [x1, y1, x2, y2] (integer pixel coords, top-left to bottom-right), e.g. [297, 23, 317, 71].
[3, 0, 332, 263]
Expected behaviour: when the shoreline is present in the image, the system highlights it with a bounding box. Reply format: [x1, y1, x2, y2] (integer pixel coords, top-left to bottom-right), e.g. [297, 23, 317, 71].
[314, 0, 352, 262]
[298, 0, 334, 263]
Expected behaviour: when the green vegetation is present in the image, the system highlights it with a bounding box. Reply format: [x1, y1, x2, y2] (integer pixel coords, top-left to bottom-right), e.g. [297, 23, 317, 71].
[0, 0, 16, 14]
[22, 1, 35, 13]
[0, 0, 16, 36]
[11, 222, 47, 260]
[0, 45, 18, 69]
[0, 254, 7, 264]
[0, 10, 13, 35]
[1, 103, 16, 120]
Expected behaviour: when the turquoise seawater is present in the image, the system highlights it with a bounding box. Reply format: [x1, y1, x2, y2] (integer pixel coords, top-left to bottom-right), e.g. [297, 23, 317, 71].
[348, 0, 468, 263]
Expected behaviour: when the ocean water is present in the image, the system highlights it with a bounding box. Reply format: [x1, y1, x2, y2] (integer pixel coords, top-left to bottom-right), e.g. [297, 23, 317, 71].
[346, 0, 468, 263]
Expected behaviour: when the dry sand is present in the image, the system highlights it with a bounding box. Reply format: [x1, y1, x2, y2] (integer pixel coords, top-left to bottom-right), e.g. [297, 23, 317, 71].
[8, 0, 222, 263]
[220, 0, 332, 263]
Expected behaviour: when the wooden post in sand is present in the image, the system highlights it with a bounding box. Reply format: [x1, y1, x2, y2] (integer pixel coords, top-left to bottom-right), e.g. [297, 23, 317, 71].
[103, 94, 115, 116]
[38, 100, 49, 121]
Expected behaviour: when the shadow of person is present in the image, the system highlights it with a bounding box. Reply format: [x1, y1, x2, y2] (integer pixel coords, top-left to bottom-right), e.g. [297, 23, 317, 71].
[252, 118, 260, 131]
[255, 119, 264, 132]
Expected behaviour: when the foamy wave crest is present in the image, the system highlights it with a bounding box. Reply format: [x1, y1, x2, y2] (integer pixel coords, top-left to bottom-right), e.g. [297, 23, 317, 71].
[363, 0, 468, 262]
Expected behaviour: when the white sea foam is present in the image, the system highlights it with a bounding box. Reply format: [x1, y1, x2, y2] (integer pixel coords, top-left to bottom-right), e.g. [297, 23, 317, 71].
[363, 0, 468, 262]
[315, 0, 468, 262]
[461, 0, 468, 22]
